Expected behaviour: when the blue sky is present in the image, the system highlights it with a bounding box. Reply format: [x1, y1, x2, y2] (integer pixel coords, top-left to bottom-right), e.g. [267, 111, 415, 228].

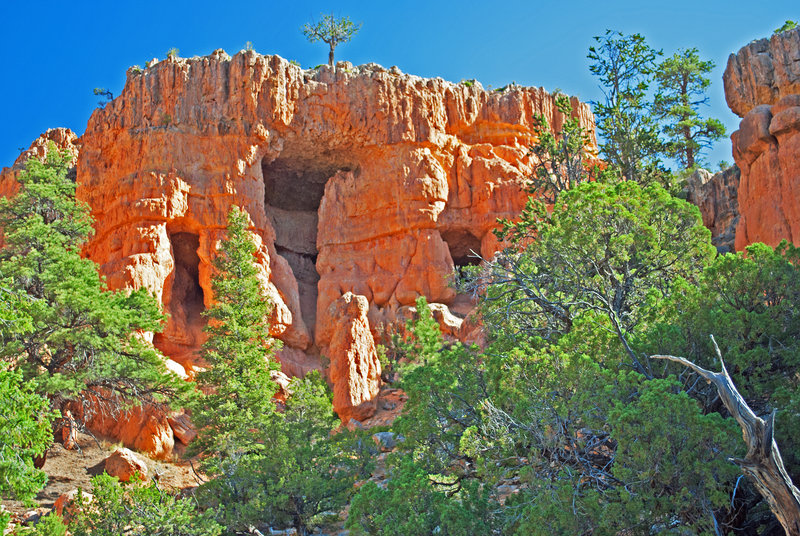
[1, 0, 797, 169]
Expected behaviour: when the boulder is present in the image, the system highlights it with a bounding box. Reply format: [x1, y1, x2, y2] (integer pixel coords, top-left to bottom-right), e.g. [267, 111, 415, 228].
[104, 447, 149, 482]
[167, 412, 197, 445]
[53, 489, 93, 518]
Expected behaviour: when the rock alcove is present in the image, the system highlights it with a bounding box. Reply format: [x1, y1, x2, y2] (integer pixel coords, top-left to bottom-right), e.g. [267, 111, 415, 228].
[440, 229, 483, 268]
[153, 231, 206, 366]
[262, 147, 358, 338]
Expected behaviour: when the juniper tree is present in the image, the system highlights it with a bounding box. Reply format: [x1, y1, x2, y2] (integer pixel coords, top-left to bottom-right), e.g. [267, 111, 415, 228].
[0, 148, 183, 424]
[0, 367, 56, 530]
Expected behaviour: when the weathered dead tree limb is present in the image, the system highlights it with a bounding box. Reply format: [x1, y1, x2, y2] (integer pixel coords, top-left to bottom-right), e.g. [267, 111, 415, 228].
[652, 335, 800, 535]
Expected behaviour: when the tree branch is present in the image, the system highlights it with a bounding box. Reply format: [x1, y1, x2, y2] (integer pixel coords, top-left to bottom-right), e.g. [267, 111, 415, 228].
[652, 335, 800, 535]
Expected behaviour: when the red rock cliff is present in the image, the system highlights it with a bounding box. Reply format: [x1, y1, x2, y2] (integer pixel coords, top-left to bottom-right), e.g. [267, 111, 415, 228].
[724, 27, 800, 249]
[6, 50, 597, 452]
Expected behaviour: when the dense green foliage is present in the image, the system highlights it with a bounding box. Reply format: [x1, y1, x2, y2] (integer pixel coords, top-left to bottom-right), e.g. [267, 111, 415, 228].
[0, 149, 183, 411]
[13, 513, 67, 536]
[348, 456, 494, 535]
[68, 474, 222, 536]
[0, 368, 57, 530]
[484, 181, 714, 367]
[199, 372, 370, 535]
[0, 150, 185, 532]
[348, 177, 798, 533]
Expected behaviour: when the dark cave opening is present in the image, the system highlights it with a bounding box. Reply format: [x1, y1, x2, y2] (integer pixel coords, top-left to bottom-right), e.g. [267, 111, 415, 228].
[262, 153, 356, 337]
[153, 232, 206, 358]
[441, 229, 483, 268]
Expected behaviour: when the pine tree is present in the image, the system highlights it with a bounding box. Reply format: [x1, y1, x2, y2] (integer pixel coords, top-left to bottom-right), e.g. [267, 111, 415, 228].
[588, 30, 664, 184]
[654, 48, 726, 169]
[188, 206, 281, 466]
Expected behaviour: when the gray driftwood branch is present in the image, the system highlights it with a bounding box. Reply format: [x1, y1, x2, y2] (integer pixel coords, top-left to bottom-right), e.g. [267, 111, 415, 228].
[652, 335, 800, 535]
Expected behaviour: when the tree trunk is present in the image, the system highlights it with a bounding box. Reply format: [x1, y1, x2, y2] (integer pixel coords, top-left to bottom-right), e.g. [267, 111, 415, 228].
[328, 45, 335, 68]
[653, 336, 800, 535]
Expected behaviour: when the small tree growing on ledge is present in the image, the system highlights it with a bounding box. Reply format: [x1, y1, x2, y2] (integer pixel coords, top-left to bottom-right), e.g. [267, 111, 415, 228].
[303, 13, 361, 67]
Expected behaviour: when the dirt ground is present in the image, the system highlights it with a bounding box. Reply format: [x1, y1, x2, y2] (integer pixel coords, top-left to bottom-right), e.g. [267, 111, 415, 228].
[2, 432, 201, 527]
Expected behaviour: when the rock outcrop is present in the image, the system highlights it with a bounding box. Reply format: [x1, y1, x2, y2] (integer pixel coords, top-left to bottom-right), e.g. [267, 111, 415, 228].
[0, 128, 79, 201]
[77, 53, 595, 412]
[724, 27, 800, 118]
[70, 394, 175, 460]
[685, 166, 741, 253]
[4, 51, 597, 455]
[724, 28, 800, 249]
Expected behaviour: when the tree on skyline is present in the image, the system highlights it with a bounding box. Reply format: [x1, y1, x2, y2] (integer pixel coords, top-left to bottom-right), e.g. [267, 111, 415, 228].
[303, 13, 361, 67]
[654, 48, 726, 169]
[588, 30, 664, 184]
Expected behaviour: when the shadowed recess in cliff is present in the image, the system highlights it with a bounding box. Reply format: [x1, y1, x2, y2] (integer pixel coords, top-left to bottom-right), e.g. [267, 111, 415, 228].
[153, 232, 206, 364]
[440, 229, 483, 268]
[262, 150, 358, 337]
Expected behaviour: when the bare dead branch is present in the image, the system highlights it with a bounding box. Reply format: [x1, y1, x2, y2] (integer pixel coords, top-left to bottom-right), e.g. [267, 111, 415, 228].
[652, 335, 800, 535]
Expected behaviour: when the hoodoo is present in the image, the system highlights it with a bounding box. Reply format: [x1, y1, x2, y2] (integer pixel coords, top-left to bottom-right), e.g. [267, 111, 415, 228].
[724, 27, 800, 249]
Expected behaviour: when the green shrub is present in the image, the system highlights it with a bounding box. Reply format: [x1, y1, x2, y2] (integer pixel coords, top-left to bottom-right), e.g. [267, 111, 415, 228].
[68, 474, 222, 536]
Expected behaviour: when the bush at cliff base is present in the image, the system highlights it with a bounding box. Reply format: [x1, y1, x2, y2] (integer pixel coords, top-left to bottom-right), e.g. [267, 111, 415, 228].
[65, 474, 222, 536]
[347, 181, 758, 534]
[0, 368, 56, 531]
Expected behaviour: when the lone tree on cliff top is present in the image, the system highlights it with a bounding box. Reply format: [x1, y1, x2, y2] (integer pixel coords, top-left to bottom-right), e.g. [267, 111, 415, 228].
[303, 13, 361, 67]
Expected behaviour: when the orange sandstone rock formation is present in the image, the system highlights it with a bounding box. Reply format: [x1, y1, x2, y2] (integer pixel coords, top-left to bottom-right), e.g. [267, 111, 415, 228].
[0, 128, 79, 200]
[77, 51, 595, 405]
[724, 28, 800, 249]
[5, 51, 596, 454]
